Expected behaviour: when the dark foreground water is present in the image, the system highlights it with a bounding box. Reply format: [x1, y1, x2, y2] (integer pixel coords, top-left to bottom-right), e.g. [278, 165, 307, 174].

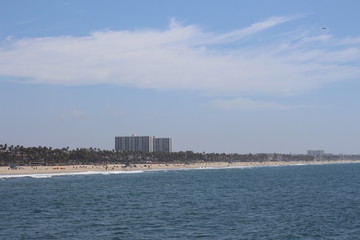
[1, 164, 360, 240]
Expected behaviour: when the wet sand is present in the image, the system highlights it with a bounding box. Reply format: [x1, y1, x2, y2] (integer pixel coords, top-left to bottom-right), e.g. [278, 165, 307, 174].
[1, 160, 360, 175]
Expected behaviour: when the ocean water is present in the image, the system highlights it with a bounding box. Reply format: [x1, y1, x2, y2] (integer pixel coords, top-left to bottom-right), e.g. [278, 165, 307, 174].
[1, 164, 360, 240]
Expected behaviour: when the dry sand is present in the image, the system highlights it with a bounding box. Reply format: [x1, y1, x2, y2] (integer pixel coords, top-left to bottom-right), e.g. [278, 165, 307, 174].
[1, 160, 360, 176]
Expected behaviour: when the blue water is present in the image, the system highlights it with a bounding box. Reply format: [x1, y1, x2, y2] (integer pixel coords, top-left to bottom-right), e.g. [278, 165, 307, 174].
[1, 164, 360, 239]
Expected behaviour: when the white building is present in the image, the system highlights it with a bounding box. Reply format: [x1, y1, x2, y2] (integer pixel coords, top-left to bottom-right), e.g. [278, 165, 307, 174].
[115, 135, 154, 152]
[115, 134, 172, 152]
[307, 150, 324, 158]
[154, 138, 172, 153]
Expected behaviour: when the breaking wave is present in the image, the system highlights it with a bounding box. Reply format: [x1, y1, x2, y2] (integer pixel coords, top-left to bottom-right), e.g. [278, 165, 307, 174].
[0, 170, 144, 179]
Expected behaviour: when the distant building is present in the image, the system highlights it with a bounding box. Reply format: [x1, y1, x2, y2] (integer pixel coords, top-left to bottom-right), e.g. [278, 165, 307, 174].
[115, 135, 154, 152]
[115, 134, 172, 152]
[307, 150, 324, 158]
[154, 138, 172, 153]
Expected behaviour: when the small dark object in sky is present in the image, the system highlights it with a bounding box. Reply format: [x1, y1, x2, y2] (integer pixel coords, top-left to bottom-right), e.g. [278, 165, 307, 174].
[322, 27, 327, 30]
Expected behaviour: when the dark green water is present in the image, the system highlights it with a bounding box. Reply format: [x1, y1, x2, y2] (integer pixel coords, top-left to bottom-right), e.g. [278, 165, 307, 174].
[1, 164, 360, 239]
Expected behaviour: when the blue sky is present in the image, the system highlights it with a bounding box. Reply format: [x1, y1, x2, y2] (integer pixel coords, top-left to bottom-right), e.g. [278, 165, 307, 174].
[1, 0, 360, 154]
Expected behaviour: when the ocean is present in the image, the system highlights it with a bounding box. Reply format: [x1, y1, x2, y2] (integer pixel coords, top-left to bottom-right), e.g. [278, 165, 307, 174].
[1, 163, 359, 239]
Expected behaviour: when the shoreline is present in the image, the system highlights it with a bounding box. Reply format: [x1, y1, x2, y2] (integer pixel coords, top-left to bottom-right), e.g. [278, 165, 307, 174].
[1, 160, 360, 176]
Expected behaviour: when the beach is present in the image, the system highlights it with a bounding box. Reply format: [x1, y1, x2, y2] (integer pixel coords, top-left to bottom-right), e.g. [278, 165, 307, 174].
[1, 160, 360, 176]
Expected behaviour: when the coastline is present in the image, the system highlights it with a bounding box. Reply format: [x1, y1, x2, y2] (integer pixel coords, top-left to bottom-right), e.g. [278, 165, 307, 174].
[1, 160, 360, 176]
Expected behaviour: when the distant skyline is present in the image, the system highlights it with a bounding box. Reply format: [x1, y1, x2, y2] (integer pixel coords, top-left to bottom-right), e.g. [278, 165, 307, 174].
[1, 0, 360, 154]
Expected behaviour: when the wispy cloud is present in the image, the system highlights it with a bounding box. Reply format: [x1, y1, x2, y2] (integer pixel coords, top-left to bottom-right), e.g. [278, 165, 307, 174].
[0, 16, 359, 98]
[338, 36, 360, 45]
[202, 16, 294, 45]
[301, 34, 332, 43]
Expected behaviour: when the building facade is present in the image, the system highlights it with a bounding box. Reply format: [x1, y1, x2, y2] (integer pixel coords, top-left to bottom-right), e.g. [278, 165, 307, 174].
[115, 135, 154, 152]
[115, 135, 172, 152]
[154, 138, 172, 153]
[307, 150, 324, 158]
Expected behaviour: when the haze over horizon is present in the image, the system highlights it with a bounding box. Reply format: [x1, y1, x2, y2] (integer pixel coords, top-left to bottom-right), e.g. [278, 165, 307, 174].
[1, 0, 360, 154]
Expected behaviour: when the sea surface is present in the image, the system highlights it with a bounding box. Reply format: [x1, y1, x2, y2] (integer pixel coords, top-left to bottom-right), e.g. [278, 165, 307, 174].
[1, 163, 360, 239]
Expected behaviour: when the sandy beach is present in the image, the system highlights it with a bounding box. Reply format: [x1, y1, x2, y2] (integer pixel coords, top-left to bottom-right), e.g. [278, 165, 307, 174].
[1, 160, 360, 176]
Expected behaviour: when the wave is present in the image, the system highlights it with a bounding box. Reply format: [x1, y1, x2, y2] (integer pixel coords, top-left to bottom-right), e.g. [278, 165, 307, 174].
[2, 162, 358, 179]
[0, 170, 145, 179]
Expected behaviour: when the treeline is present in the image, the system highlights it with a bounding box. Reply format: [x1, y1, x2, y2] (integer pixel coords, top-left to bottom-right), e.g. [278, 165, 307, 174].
[0, 144, 319, 166]
[3, 144, 358, 167]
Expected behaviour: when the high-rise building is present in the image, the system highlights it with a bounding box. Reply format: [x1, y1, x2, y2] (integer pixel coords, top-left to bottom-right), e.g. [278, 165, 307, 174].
[115, 134, 172, 152]
[115, 135, 154, 152]
[154, 138, 172, 153]
[307, 150, 324, 157]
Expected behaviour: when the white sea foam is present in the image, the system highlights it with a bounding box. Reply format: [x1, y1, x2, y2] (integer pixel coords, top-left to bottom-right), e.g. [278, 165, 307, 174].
[0, 170, 145, 179]
[2, 162, 357, 179]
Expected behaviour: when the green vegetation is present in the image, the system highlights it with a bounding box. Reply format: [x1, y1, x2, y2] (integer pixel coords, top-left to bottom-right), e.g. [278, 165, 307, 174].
[0, 143, 354, 166]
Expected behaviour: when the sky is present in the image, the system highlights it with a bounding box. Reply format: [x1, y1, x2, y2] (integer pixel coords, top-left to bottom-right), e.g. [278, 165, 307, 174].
[1, 0, 360, 154]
